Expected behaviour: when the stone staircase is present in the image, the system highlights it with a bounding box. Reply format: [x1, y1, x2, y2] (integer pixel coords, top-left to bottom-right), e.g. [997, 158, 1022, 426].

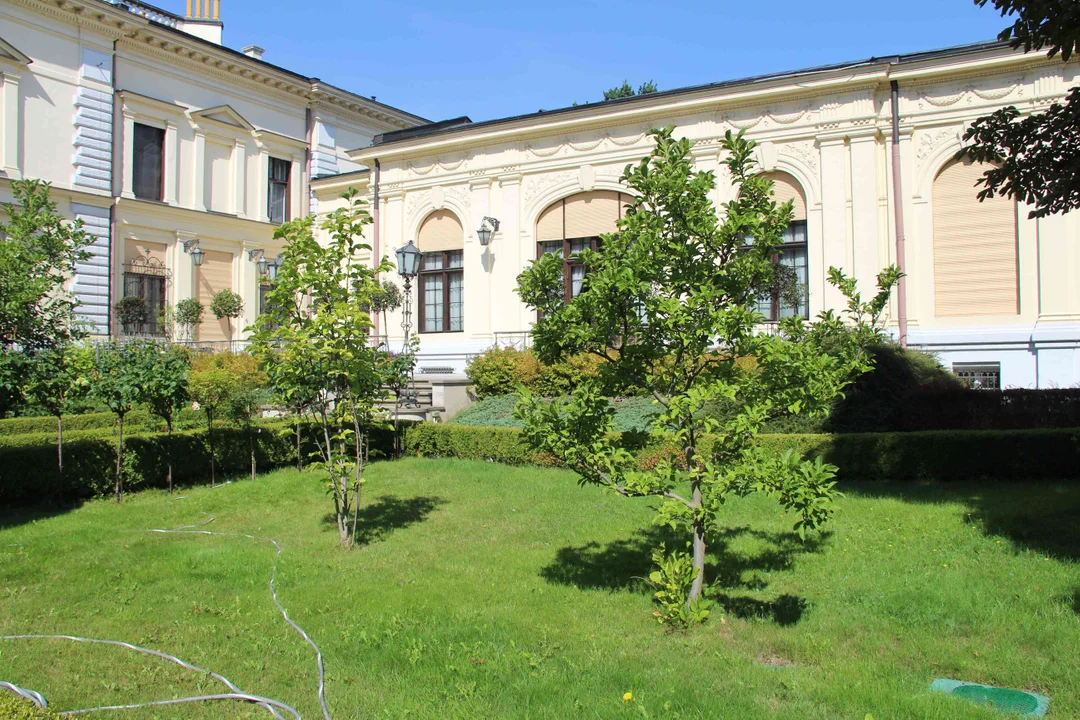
[376, 378, 444, 422]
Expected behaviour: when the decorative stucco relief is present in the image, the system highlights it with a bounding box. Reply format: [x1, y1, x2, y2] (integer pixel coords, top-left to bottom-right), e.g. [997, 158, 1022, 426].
[524, 130, 648, 159]
[405, 189, 432, 226]
[779, 140, 819, 173]
[916, 126, 961, 160]
[917, 76, 1026, 109]
[523, 170, 576, 206]
[445, 185, 473, 218]
[407, 154, 470, 175]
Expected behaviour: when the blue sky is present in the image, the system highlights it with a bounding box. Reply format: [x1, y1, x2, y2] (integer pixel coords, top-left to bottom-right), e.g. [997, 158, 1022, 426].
[191, 0, 1010, 123]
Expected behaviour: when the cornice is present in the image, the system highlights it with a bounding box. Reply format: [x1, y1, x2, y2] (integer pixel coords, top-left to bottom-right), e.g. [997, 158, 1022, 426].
[11, 0, 136, 40]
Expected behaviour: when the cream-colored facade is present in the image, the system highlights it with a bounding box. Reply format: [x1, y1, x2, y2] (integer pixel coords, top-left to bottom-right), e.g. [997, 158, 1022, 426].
[312, 42, 1080, 389]
[0, 0, 425, 343]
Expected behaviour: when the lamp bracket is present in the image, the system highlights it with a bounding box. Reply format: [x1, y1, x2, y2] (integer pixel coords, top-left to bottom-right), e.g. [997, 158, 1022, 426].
[248, 249, 265, 262]
[182, 239, 201, 254]
[482, 216, 500, 232]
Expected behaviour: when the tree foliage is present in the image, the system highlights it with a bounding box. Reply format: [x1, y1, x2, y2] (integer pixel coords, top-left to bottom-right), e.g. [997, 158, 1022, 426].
[25, 342, 92, 500]
[515, 127, 900, 624]
[604, 80, 659, 100]
[89, 340, 143, 502]
[0, 179, 94, 350]
[959, 0, 1080, 218]
[250, 188, 402, 547]
[129, 341, 190, 492]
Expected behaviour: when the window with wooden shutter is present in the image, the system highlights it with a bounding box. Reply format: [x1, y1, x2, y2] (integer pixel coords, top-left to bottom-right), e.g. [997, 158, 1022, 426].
[417, 210, 465, 333]
[534, 191, 628, 304]
[932, 159, 1019, 317]
[196, 249, 233, 341]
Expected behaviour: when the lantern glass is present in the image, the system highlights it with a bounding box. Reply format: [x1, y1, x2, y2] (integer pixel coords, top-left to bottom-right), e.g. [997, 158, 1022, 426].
[257, 256, 269, 275]
[477, 225, 492, 246]
[396, 240, 421, 278]
[191, 247, 205, 267]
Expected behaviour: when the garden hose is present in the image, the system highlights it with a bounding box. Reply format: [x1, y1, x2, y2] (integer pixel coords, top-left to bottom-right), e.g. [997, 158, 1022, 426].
[1, 680, 47, 707]
[1, 492, 332, 720]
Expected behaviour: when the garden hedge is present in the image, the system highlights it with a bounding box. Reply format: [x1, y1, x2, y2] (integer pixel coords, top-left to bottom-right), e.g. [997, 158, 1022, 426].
[404, 422, 1080, 482]
[0, 407, 205, 436]
[0, 421, 398, 506]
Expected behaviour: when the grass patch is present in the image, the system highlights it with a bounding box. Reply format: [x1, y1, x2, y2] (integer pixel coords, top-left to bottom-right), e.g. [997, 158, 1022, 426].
[1, 459, 1078, 718]
[451, 394, 659, 432]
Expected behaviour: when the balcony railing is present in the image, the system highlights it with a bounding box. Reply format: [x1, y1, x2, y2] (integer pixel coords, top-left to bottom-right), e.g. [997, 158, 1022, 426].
[493, 331, 532, 351]
[106, 0, 181, 27]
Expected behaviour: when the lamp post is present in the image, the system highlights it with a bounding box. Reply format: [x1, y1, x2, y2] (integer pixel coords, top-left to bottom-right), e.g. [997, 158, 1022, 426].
[395, 240, 422, 408]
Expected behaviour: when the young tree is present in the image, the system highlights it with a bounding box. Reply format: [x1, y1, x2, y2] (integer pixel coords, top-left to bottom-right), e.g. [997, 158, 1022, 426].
[175, 298, 204, 341]
[210, 290, 244, 346]
[251, 189, 398, 547]
[369, 279, 404, 344]
[960, 0, 1080, 218]
[188, 354, 235, 487]
[89, 340, 143, 503]
[220, 352, 268, 483]
[515, 127, 899, 624]
[24, 343, 92, 501]
[131, 341, 190, 493]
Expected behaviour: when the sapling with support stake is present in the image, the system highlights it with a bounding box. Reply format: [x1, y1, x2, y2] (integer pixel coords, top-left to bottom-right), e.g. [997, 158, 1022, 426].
[516, 127, 901, 626]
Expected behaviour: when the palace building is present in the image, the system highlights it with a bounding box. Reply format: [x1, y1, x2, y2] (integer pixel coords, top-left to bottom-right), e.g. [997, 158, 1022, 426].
[3, 0, 1079, 388]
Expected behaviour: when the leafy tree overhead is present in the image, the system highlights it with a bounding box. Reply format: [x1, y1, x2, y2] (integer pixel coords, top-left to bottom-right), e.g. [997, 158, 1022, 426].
[515, 127, 899, 626]
[251, 188, 402, 547]
[604, 80, 659, 100]
[960, 0, 1080, 218]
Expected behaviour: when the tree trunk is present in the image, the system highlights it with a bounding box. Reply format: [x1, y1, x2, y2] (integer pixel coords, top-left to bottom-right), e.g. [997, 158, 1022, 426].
[166, 418, 173, 494]
[115, 413, 124, 504]
[56, 415, 64, 505]
[208, 410, 215, 488]
[689, 482, 706, 604]
[249, 422, 256, 483]
[295, 408, 303, 472]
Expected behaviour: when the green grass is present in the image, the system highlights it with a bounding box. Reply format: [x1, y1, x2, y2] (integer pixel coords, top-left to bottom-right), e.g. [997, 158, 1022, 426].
[451, 394, 660, 431]
[1, 460, 1078, 719]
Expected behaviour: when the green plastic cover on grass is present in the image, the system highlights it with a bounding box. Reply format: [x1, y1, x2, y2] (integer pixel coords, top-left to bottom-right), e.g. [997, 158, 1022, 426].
[931, 678, 1049, 717]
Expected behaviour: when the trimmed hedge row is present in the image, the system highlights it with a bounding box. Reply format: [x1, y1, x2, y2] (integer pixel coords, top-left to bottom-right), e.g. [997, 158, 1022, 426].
[404, 422, 1080, 481]
[0, 421, 399, 506]
[0, 407, 206, 436]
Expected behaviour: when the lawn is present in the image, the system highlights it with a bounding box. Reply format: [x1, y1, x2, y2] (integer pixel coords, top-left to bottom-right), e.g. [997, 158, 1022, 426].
[1, 459, 1077, 719]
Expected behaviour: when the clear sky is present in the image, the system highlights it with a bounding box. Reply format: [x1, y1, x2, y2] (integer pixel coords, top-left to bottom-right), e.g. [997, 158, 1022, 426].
[186, 0, 1010, 123]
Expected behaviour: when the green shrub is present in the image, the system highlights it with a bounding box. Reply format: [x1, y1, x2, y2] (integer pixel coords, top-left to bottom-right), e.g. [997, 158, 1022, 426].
[0, 420, 397, 506]
[0, 693, 60, 719]
[534, 353, 604, 396]
[407, 422, 1080, 482]
[465, 348, 540, 399]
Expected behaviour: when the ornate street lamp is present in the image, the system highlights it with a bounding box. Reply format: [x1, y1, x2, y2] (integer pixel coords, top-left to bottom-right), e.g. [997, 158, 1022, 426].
[183, 239, 204, 267]
[476, 216, 500, 246]
[395, 240, 422, 408]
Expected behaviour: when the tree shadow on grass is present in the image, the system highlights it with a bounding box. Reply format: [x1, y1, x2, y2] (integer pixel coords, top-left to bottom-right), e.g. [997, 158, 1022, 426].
[841, 481, 1080, 561]
[322, 495, 446, 547]
[0, 504, 78, 533]
[539, 524, 826, 626]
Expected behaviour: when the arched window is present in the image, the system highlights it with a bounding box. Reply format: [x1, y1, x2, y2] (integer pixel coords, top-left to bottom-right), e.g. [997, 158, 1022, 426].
[932, 159, 1019, 317]
[755, 172, 809, 320]
[417, 209, 465, 333]
[536, 190, 629, 302]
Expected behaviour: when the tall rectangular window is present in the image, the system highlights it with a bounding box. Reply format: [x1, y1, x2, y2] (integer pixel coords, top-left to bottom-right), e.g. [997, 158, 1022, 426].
[535, 236, 601, 305]
[268, 158, 291, 224]
[122, 272, 166, 336]
[755, 221, 809, 321]
[132, 123, 164, 201]
[420, 250, 463, 333]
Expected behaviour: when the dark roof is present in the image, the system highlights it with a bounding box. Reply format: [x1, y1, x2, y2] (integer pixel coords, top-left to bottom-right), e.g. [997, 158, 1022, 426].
[100, 0, 430, 126]
[368, 39, 1013, 148]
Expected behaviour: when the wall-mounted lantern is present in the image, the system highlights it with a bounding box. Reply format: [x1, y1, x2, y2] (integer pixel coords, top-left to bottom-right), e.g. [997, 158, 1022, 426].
[183, 238, 204, 267]
[248, 248, 268, 276]
[476, 216, 500, 246]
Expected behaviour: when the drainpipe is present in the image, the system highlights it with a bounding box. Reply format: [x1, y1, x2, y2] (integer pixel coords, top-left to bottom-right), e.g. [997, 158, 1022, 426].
[372, 157, 381, 336]
[890, 79, 909, 348]
[108, 39, 120, 339]
[304, 106, 313, 216]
